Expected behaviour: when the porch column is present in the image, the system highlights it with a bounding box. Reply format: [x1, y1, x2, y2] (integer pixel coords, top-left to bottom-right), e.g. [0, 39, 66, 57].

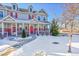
[2, 22, 4, 36]
[29, 24, 30, 35]
[16, 23, 17, 36]
[48, 24, 50, 35]
[22, 23, 25, 29]
[37, 24, 39, 35]
[43, 24, 45, 35]
[42, 24, 44, 35]
[11, 24, 13, 35]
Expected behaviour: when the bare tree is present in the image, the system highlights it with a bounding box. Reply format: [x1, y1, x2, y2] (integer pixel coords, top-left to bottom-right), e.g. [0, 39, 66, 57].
[61, 3, 79, 53]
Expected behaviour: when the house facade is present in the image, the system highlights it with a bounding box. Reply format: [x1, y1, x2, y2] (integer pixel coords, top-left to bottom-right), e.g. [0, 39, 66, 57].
[0, 4, 50, 37]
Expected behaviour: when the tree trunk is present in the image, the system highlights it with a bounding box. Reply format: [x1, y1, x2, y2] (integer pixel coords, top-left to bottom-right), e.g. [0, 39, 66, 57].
[68, 32, 72, 53]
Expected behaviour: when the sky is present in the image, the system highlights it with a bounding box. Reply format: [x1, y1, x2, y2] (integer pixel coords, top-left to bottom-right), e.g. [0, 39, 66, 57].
[3, 3, 64, 21]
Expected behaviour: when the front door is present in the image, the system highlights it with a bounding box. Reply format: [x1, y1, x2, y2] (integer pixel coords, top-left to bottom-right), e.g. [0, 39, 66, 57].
[30, 25, 33, 34]
[4, 28, 11, 36]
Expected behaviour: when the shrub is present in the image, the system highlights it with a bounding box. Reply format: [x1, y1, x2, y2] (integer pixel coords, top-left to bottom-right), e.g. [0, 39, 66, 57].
[50, 19, 59, 36]
[21, 29, 26, 38]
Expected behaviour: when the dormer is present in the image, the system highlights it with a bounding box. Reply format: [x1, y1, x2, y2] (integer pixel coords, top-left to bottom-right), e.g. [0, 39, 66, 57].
[11, 3, 18, 11]
[39, 9, 48, 16]
[28, 5, 33, 12]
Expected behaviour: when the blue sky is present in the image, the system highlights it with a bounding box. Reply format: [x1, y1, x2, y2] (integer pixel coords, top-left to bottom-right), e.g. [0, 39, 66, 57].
[3, 3, 64, 21]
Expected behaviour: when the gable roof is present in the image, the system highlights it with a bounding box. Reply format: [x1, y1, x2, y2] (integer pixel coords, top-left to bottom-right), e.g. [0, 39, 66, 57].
[0, 15, 16, 23]
[39, 9, 48, 16]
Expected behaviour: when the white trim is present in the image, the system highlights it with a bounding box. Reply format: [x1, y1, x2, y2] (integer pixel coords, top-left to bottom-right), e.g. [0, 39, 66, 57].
[2, 15, 16, 21]
[37, 24, 39, 34]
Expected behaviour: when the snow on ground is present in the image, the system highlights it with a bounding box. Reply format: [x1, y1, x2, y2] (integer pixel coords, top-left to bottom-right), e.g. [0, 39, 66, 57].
[0, 45, 10, 52]
[8, 35, 79, 56]
[0, 36, 32, 46]
[0, 38, 19, 52]
[0, 39, 18, 46]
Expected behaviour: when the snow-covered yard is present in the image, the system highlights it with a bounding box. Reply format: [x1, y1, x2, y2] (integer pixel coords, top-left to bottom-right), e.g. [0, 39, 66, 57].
[0, 36, 36, 56]
[0, 36, 33, 46]
[0, 39, 18, 46]
[8, 35, 79, 56]
[0, 38, 19, 52]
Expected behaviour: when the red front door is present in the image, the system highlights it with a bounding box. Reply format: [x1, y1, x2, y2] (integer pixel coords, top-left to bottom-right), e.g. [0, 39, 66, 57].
[4, 28, 11, 35]
[30, 25, 33, 34]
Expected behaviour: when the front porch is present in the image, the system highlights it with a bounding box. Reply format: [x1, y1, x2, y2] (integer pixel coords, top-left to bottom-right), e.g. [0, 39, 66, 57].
[0, 16, 50, 38]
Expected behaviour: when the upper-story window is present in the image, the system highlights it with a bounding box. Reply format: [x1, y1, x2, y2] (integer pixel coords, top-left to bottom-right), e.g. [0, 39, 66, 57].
[38, 16, 40, 21]
[43, 17, 46, 21]
[28, 15, 31, 19]
[12, 12, 18, 18]
[12, 4, 18, 11]
[30, 8, 32, 12]
[0, 11, 3, 18]
[28, 5, 33, 12]
[13, 5, 16, 10]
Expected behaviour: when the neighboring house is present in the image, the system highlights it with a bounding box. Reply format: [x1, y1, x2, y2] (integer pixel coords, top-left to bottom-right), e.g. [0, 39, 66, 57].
[0, 4, 50, 37]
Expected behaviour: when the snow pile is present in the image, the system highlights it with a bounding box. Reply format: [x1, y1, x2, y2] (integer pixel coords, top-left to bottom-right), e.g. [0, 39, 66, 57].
[0, 45, 10, 52]
[33, 50, 47, 56]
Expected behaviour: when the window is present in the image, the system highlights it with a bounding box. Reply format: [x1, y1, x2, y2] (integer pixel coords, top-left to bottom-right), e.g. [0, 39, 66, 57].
[13, 5, 16, 10]
[11, 12, 18, 18]
[0, 11, 3, 17]
[28, 15, 31, 19]
[30, 8, 32, 12]
[38, 16, 40, 21]
[43, 17, 46, 21]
